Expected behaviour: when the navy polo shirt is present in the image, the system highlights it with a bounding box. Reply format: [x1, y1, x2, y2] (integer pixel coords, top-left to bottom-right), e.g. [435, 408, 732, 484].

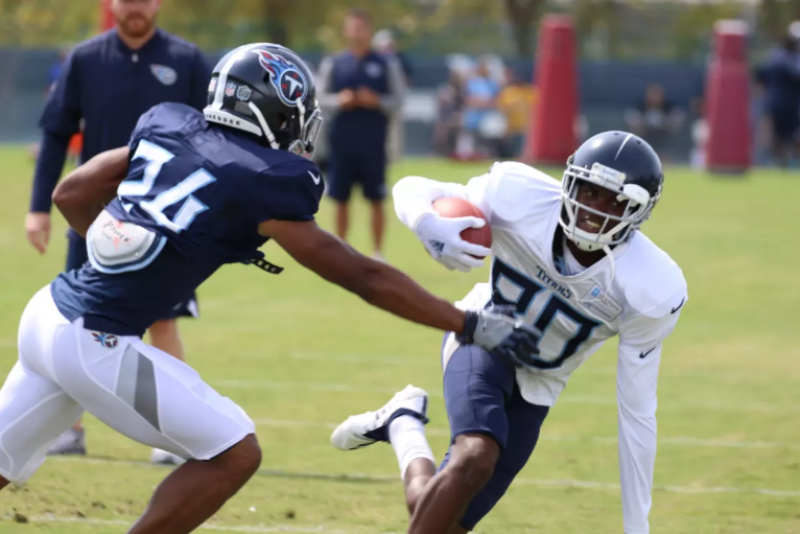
[327, 51, 391, 155]
[31, 28, 211, 213]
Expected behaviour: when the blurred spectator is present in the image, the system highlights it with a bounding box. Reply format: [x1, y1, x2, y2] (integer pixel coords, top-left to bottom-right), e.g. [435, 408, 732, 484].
[317, 8, 406, 260]
[29, 46, 82, 163]
[749, 82, 773, 166]
[496, 67, 536, 158]
[373, 29, 411, 164]
[432, 68, 465, 157]
[45, 46, 71, 97]
[373, 29, 413, 86]
[624, 83, 685, 160]
[455, 56, 501, 160]
[688, 98, 708, 169]
[754, 26, 800, 168]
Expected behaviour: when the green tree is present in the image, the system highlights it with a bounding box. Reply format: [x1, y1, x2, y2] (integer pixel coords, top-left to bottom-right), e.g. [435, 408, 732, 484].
[0, 0, 96, 46]
[570, 0, 622, 59]
[504, 0, 545, 57]
[671, 1, 742, 61]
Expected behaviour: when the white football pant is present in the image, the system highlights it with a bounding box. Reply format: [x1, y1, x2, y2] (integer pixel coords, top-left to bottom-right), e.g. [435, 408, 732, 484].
[0, 285, 255, 484]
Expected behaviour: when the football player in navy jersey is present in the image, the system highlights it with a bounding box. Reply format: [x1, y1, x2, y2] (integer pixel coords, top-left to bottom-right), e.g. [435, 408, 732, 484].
[27, 0, 212, 461]
[0, 44, 539, 533]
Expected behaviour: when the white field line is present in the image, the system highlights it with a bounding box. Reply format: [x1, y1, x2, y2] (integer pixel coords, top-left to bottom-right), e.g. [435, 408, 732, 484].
[48, 456, 800, 498]
[250, 417, 800, 451]
[22, 515, 345, 533]
[286, 352, 799, 383]
[214, 379, 800, 413]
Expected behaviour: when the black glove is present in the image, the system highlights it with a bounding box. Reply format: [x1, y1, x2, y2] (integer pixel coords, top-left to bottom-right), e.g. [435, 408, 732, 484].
[458, 309, 542, 367]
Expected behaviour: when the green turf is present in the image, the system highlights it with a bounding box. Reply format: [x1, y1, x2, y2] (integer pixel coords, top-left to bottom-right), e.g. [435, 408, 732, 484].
[0, 145, 799, 533]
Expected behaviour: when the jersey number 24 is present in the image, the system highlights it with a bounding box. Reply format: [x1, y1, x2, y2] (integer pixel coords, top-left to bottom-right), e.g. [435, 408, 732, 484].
[118, 139, 216, 233]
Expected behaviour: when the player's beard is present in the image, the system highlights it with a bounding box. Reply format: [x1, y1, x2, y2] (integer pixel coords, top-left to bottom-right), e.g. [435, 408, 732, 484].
[117, 13, 156, 39]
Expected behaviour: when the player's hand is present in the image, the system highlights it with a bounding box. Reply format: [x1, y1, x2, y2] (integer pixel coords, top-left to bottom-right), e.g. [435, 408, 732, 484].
[458, 309, 542, 366]
[25, 212, 51, 254]
[339, 89, 356, 110]
[414, 212, 491, 272]
[356, 87, 380, 109]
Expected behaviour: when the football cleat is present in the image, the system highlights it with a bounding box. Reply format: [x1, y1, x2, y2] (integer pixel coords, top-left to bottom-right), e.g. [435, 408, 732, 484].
[150, 448, 187, 466]
[47, 427, 86, 456]
[331, 384, 429, 451]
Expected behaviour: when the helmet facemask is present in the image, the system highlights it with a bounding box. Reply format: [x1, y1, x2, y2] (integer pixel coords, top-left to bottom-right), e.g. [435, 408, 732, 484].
[559, 160, 656, 252]
[245, 95, 323, 158]
[287, 100, 323, 158]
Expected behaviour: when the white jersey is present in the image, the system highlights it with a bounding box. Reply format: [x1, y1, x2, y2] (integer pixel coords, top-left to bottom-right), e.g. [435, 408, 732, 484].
[393, 162, 687, 534]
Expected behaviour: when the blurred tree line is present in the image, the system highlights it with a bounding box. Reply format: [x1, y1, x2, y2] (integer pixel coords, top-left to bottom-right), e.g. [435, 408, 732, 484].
[1, 0, 799, 60]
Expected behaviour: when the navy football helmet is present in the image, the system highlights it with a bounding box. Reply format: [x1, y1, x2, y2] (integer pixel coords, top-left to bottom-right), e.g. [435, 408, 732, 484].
[204, 43, 322, 157]
[559, 131, 664, 252]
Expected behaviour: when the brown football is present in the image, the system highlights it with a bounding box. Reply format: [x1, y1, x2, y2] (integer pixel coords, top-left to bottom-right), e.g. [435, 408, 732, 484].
[432, 197, 492, 257]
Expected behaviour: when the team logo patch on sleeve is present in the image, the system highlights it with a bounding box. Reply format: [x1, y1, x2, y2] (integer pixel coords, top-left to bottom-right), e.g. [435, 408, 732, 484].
[150, 64, 178, 86]
[91, 332, 119, 349]
[251, 50, 308, 106]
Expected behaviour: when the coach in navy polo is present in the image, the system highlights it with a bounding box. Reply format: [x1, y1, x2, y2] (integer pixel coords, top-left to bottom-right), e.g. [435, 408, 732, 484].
[318, 8, 406, 260]
[24, 0, 210, 461]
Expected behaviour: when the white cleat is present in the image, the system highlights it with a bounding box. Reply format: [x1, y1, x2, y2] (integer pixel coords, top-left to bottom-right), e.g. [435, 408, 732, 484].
[331, 384, 429, 451]
[47, 427, 86, 456]
[150, 448, 187, 466]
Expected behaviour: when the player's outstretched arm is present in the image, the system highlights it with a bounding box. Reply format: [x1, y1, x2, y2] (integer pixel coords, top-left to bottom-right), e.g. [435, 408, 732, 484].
[260, 218, 467, 333]
[52, 147, 130, 237]
[260, 219, 541, 362]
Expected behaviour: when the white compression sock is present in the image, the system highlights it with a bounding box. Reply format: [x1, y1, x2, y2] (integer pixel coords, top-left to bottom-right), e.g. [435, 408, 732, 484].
[388, 415, 435, 479]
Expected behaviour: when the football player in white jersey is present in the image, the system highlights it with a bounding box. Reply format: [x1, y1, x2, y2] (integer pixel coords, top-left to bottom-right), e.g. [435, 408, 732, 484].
[330, 131, 687, 534]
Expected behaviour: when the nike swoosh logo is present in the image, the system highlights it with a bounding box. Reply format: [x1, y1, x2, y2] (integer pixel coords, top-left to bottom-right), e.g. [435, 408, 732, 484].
[671, 298, 685, 314]
[308, 171, 321, 185]
[639, 347, 657, 359]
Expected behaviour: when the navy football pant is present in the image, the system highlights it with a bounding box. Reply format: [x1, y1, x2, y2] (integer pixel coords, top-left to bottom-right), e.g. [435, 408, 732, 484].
[65, 229, 199, 320]
[438, 335, 549, 531]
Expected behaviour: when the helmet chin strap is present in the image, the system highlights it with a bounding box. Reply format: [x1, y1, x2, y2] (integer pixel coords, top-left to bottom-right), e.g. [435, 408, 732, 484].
[248, 102, 279, 149]
[602, 244, 616, 289]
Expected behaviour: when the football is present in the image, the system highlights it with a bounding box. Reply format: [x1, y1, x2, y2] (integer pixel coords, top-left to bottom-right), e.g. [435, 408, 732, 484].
[432, 197, 492, 256]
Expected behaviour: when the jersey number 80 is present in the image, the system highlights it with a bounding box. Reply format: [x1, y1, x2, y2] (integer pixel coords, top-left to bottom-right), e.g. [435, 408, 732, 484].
[491, 259, 600, 370]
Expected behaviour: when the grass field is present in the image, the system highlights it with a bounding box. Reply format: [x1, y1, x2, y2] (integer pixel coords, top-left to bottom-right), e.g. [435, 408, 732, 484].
[0, 145, 799, 534]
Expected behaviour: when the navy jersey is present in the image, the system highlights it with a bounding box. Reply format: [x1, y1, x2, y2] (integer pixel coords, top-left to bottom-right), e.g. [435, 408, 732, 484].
[31, 29, 211, 213]
[51, 103, 324, 336]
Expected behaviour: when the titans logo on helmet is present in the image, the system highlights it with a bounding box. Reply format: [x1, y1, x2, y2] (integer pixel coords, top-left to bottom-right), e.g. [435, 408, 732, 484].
[252, 50, 308, 107]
